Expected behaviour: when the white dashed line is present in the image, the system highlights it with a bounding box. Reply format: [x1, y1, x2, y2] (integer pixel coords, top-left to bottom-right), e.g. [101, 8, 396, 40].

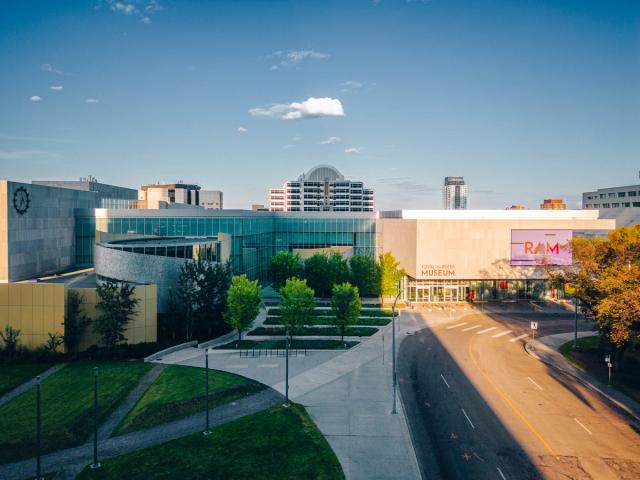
[462, 325, 482, 332]
[527, 377, 543, 391]
[461, 408, 475, 429]
[477, 327, 497, 335]
[497, 467, 507, 480]
[492, 330, 512, 338]
[509, 333, 528, 342]
[440, 374, 451, 389]
[574, 417, 593, 435]
[447, 322, 468, 329]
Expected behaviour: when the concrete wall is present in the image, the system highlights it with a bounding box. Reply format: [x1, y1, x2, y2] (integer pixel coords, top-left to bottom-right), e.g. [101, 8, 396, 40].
[1, 181, 99, 282]
[380, 216, 616, 280]
[0, 282, 156, 352]
[32, 180, 137, 200]
[94, 244, 185, 312]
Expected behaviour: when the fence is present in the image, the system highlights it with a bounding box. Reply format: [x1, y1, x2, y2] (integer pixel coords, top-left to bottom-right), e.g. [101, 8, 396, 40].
[239, 348, 307, 358]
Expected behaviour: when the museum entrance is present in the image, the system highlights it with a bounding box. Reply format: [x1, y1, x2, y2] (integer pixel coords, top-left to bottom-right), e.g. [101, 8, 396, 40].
[409, 282, 465, 303]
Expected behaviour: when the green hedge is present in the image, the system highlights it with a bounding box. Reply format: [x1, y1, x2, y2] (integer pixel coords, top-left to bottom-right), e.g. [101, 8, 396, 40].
[267, 308, 393, 317]
[248, 326, 378, 337]
[264, 316, 390, 327]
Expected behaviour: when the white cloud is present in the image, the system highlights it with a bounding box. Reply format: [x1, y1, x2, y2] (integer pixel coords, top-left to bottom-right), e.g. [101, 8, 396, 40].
[49, 85, 64, 91]
[345, 147, 363, 154]
[86, 98, 99, 103]
[249, 97, 344, 121]
[269, 49, 329, 70]
[237, 127, 248, 133]
[29, 96, 42, 102]
[320, 136, 341, 144]
[341, 80, 362, 90]
[111, 2, 136, 15]
[282, 144, 294, 150]
[142, 16, 151, 24]
[106, 1, 162, 23]
[41, 64, 77, 76]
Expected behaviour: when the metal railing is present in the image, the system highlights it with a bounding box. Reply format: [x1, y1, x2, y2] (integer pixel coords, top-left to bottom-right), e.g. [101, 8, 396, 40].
[239, 348, 307, 358]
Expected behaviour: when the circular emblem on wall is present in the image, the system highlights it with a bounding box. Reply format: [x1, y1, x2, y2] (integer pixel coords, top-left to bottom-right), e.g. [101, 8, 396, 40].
[13, 186, 30, 215]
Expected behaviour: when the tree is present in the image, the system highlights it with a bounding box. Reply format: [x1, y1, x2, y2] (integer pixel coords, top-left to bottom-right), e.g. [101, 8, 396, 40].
[304, 254, 331, 297]
[94, 281, 139, 352]
[63, 290, 90, 353]
[0, 325, 21, 358]
[176, 258, 232, 340]
[269, 251, 302, 290]
[279, 277, 315, 344]
[327, 253, 350, 289]
[552, 226, 640, 369]
[45, 333, 64, 353]
[379, 252, 406, 299]
[331, 283, 361, 342]
[349, 255, 381, 297]
[225, 275, 262, 347]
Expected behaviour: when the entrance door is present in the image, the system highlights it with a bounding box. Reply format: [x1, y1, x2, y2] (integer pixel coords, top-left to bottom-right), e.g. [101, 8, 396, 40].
[444, 286, 458, 303]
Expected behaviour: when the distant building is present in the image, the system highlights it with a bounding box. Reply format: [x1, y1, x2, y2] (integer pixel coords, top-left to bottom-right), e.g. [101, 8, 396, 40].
[540, 199, 567, 210]
[583, 182, 640, 227]
[138, 182, 223, 210]
[32, 176, 137, 206]
[251, 204, 268, 211]
[443, 176, 467, 210]
[506, 204, 527, 210]
[268, 164, 374, 212]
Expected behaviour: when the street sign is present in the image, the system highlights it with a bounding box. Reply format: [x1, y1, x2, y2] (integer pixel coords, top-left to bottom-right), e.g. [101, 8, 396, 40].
[530, 321, 538, 330]
[605, 354, 611, 363]
[607, 362, 612, 368]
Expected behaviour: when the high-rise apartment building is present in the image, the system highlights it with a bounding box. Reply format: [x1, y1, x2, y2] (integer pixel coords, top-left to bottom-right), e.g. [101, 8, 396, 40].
[540, 199, 567, 210]
[268, 164, 374, 212]
[442, 176, 467, 210]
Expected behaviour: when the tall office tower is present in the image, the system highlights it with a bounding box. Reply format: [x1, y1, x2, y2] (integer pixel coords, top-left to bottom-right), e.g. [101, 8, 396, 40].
[442, 176, 467, 210]
[268, 164, 374, 212]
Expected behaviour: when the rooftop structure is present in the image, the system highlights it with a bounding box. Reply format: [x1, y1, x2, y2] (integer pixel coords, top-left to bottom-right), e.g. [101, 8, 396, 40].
[268, 164, 374, 212]
[540, 198, 567, 210]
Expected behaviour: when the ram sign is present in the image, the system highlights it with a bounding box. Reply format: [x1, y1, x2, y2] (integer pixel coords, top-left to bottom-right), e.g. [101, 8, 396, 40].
[511, 229, 573, 266]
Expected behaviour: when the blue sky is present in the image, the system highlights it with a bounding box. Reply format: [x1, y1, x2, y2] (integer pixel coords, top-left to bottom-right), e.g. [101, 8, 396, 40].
[1, 0, 638, 209]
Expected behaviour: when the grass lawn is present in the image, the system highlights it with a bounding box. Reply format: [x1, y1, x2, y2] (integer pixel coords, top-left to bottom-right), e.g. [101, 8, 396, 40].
[559, 336, 640, 404]
[116, 365, 266, 434]
[248, 326, 378, 337]
[0, 361, 152, 464]
[0, 363, 54, 396]
[214, 339, 358, 350]
[264, 316, 390, 327]
[78, 403, 344, 480]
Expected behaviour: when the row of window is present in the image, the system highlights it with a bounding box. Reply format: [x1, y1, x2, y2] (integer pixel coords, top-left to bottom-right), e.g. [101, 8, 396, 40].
[585, 190, 639, 201]
[585, 202, 640, 209]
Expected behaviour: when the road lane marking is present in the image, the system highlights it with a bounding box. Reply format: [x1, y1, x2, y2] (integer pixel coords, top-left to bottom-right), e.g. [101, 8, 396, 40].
[477, 327, 497, 335]
[492, 330, 512, 338]
[467, 337, 559, 458]
[574, 418, 593, 435]
[461, 408, 475, 429]
[462, 325, 481, 332]
[447, 322, 467, 329]
[527, 377, 543, 391]
[440, 374, 451, 389]
[509, 333, 528, 342]
[497, 467, 507, 480]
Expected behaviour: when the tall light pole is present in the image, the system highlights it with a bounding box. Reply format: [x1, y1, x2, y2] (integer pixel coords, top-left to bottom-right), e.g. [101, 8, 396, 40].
[573, 296, 579, 349]
[391, 285, 401, 415]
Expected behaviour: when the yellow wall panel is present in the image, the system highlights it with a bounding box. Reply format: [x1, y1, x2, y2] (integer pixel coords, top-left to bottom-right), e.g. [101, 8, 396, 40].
[21, 307, 33, 334]
[8, 284, 21, 306]
[8, 305, 21, 330]
[43, 286, 53, 307]
[20, 284, 33, 306]
[0, 284, 8, 305]
[32, 305, 44, 336]
[33, 285, 44, 306]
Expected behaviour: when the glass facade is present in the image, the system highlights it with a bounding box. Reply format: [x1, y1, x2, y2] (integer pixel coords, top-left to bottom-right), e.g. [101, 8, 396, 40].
[75, 212, 378, 281]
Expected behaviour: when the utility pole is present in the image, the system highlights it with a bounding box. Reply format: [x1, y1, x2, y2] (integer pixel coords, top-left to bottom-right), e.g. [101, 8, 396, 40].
[204, 348, 211, 435]
[36, 375, 42, 480]
[573, 297, 579, 348]
[391, 286, 401, 415]
[90, 367, 100, 470]
[284, 329, 290, 407]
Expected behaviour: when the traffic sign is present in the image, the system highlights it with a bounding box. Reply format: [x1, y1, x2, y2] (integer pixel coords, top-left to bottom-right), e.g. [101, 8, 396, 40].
[607, 362, 612, 368]
[530, 321, 538, 330]
[605, 354, 611, 363]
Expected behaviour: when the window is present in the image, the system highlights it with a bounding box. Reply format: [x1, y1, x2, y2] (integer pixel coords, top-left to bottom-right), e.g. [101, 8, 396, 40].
[623, 202, 630, 207]
[603, 203, 610, 208]
[629, 191, 637, 197]
[612, 203, 620, 208]
[634, 202, 640, 207]
[608, 192, 616, 198]
[618, 191, 626, 197]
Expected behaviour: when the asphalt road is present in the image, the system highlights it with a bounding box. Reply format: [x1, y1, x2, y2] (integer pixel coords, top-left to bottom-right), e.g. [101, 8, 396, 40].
[398, 309, 640, 480]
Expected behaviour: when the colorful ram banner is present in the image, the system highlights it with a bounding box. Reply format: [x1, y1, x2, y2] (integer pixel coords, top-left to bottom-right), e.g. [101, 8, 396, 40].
[511, 229, 573, 266]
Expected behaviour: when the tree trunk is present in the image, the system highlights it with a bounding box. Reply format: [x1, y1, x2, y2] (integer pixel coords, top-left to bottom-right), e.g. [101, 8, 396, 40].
[237, 329, 241, 348]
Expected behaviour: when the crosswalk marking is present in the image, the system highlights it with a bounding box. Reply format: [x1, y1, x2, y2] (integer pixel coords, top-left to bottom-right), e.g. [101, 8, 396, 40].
[476, 327, 497, 335]
[509, 333, 528, 343]
[447, 322, 467, 329]
[492, 330, 512, 338]
[461, 325, 481, 332]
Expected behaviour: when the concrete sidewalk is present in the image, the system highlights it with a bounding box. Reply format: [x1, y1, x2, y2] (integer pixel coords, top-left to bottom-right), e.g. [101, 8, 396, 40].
[525, 332, 640, 423]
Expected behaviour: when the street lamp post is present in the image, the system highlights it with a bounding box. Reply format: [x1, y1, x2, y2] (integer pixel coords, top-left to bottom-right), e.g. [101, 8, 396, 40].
[284, 328, 290, 407]
[391, 286, 401, 415]
[204, 348, 211, 435]
[573, 297, 579, 349]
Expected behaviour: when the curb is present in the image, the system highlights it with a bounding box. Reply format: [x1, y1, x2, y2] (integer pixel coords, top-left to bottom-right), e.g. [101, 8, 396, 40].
[144, 341, 198, 362]
[524, 341, 640, 425]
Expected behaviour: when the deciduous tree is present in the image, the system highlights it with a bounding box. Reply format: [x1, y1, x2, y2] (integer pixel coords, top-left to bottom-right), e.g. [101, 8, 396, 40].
[269, 251, 302, 290]
[63, 290, 90, 353]
[379, 252, 406, 300]
[349, 254, 381, 297]
[304, 254, 331, 297]
[225, 275, 262, 346]
[331, 283, 361, 342]
[279, 277, 315, 344]
[94, 281, 138, 352]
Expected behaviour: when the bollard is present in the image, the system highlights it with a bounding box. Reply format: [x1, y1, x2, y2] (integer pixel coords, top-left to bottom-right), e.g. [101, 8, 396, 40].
[91, 367, 100, 469]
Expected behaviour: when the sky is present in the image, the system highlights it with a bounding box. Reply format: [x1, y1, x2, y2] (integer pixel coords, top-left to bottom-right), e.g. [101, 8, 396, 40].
[1, 0, 638, 209]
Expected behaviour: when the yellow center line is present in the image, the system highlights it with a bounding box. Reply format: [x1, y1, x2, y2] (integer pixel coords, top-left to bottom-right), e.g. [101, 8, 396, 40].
[467, 336, 559, 459]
